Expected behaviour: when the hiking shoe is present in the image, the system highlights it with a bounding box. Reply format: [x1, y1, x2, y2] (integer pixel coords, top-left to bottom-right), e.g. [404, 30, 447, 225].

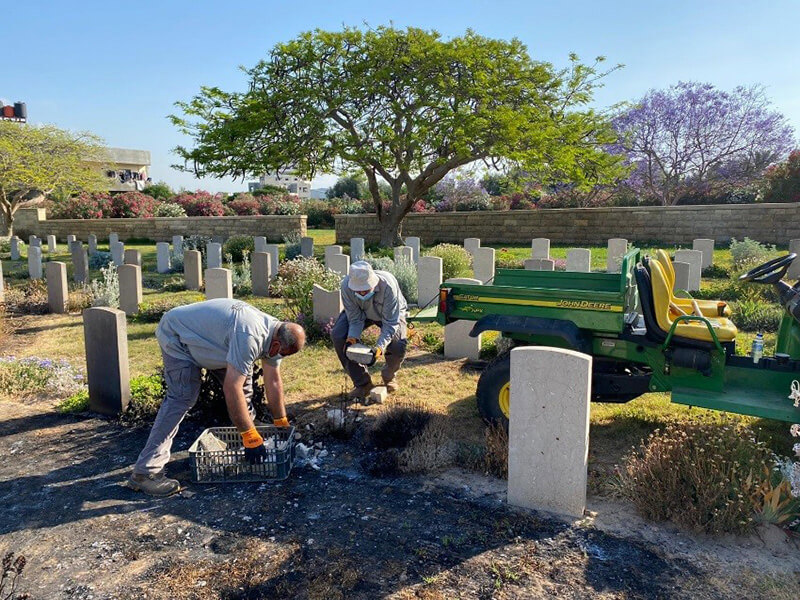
[382, 377, 399, 393]
[128, 471, 181, 497]
[348, 384, 374, 400]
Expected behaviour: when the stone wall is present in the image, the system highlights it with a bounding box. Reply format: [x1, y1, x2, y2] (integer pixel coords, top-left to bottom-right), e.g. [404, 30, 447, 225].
[11, 208, 306, 242]
[334, 203, 800, 246]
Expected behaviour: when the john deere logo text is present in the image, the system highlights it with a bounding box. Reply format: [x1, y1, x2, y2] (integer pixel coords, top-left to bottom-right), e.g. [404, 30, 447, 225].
[557, 299, 613, 311]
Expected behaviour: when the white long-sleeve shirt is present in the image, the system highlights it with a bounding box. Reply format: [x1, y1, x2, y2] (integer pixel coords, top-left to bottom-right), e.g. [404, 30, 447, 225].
[340, 270, 408, 350]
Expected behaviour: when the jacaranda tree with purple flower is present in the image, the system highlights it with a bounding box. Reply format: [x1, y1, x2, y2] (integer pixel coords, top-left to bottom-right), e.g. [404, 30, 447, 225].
[611, 82, 795, 206]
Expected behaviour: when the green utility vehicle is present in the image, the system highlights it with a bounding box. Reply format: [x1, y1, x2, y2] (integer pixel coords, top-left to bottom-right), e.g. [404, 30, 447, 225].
[431, 248, 800, 426]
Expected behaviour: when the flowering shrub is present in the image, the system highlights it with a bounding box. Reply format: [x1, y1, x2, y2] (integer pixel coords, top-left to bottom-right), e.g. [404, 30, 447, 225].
[228, 194, 261, 215]
[433, 175, 491, 212]
[173, 191, 226, 216]
[154, 202, 187, 217]
[108, 191, 158, 218]
[729, 237, 775, 269]
[258, 194, 302, 216]
[49, 192, 112, 219]
[787, 382, 800, 499]
[226, 252, 252, 294]
[270, 257, 342, 319]
[0, 355, 85, 399]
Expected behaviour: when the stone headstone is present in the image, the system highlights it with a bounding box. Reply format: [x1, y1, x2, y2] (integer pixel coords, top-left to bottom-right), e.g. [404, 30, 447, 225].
[172, 235, 184, 258]
[325, 245, 343, 266]
[83, 307, 130, 416]
[47, 235, 57, 253]
[508, 347, 591, 519]
[205, 268, 232, 299]
[393, 245, 413, 264]
[472, 247, 495, 284]
[109, 233, 119, 246]
[264, 244, 279, 280]
[607, 238, 628, 273]
[124, 249, 141, 267]
[524, 258, 555, 271]
[254, 236, 267, 253]
[88, 234, 97, 256]
[350, 238, 365, 262]
[300, 237, 314, 258]
[118, 264, 142, 316]
[692, 239, 714, 269]
[29, 235, 41, 248]
[566, 248, 591, 273]
[417, 256, 443, 308]
[184, 250, 202, 291]
[328, 253, 350, 278]
[66, 234, 76, 246]
[46, 261, 68, 314]
[28, 246, 42, 279]
[674, 249, 702, 292]
[206, 242, 222, 269]
[251, 252, 271, 297]
[788, 239, 800, 280]
[156, 242, 171, 273]
[672, 261, 691, 292]
[464, 238, 481, 255]
[70, 242, 88, 283]
[111, 241, 125, 267]
[444, 277, 482, 360]
[312, 284, 343, 324]
[531, 238, 550, 259]
[405, 237, 421, 263]
[10, 236, 20, 260]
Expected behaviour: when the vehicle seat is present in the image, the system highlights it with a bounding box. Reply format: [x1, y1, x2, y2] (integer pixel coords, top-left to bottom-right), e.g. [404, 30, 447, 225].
[650, 260, 737, 342]
[655, 250, 731, 318]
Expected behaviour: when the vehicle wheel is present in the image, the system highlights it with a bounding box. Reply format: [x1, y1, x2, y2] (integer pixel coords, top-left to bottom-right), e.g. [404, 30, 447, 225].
[476, 351, 511, 427]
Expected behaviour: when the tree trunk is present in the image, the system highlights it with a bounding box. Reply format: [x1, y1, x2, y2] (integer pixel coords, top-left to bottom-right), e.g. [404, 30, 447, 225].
[379, 208, 404, 247]
[0, 204, 12, 237]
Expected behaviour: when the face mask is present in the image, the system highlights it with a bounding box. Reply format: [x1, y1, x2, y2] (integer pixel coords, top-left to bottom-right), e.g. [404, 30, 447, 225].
[357, 289, 376, 302]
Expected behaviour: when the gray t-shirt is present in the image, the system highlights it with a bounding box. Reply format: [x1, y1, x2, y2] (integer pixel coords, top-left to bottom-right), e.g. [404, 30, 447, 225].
[155, 299, 281, 375]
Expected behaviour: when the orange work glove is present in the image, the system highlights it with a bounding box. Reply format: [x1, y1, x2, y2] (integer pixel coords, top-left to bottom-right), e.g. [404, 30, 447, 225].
[273, 416, 290, 428]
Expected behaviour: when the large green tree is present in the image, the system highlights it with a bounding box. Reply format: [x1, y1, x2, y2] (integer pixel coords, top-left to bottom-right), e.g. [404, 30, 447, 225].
[172, 26, 625, 245]
[0, 121, 107, 235]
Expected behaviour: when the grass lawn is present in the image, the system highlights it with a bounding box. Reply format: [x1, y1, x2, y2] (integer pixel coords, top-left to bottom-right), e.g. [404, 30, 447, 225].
[1, 233, 796, 489]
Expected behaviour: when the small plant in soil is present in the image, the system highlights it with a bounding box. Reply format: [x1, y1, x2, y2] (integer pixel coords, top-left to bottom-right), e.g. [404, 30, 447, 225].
[0, 551, 30, 600]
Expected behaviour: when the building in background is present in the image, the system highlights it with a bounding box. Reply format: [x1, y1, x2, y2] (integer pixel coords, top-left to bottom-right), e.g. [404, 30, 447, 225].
[85, 147, 151, 192]
[248, 168, 311, 198]
[0, 100, 27, 123]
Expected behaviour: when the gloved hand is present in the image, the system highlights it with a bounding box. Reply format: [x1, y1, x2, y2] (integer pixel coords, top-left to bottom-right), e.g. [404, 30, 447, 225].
[273, 416, 290, 428]
[345, 337, 359, 349]
[241, 426, 268, 465]
[367, 346, 383, 367]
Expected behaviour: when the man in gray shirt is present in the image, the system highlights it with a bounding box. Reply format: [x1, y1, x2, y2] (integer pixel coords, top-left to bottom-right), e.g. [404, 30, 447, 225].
[129, 299, 306, 497]
[331, 261, 408, 398]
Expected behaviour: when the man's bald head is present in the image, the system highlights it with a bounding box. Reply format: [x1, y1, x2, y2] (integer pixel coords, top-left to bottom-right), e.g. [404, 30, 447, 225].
[275, 322, 306, 356]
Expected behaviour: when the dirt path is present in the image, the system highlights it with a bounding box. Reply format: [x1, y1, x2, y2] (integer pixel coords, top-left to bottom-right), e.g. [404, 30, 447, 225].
[1, 400, 798, 600]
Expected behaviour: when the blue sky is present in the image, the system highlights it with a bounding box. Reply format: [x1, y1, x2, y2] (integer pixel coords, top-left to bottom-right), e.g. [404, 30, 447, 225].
[2, 1, 798, 193]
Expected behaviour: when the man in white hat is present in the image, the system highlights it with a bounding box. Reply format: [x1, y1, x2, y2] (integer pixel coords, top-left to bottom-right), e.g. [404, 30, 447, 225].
[331, 260, 408, 398]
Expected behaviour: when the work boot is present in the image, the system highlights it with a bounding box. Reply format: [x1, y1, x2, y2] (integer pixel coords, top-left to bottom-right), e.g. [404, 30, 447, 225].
[128, 471, 181, 497]
[382, 376, 399, 394]
[348, 383, 374, 400]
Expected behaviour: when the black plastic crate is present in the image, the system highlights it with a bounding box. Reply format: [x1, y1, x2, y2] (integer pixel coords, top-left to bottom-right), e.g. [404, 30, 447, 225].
[188, 425, 295, 483]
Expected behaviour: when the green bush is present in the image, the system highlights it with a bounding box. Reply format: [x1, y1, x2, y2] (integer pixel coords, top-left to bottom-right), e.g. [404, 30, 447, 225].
[58, 389, 89, 413]
[131, 295, 203, 323]
[120, 373, 166, 426]
[88, 250, 112, 270]
[701, 263, 730, 279]
[730, 300, 784, 332]
[617, 421, 774, 534]
[730, 237, 775, 269]
[283, 233, 302, 260]
[269, 257, 342, 319]
[424, 243, 472, 280]
[223, 235, 255, 263]
[363, 254, 418, 303]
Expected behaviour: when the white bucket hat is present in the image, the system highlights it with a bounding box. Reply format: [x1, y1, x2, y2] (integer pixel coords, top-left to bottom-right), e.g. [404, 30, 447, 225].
[347, 261, 380, 292]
